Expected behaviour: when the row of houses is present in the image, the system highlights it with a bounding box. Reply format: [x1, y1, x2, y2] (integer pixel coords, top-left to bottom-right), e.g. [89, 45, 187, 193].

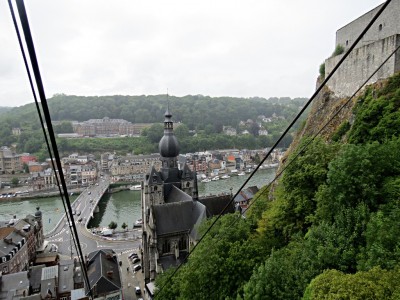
[0, 147, 37, 175]
[0, 208, 44, 276]
[0, 249, 122, 300]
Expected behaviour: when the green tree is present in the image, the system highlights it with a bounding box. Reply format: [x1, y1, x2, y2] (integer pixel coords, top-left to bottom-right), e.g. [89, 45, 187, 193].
[108, 221, 118, 230]
[11, 177, 19, 187]
[142, 123, 164, 143]
[121, 222, 128, 231]
[303, 267, 400, 300]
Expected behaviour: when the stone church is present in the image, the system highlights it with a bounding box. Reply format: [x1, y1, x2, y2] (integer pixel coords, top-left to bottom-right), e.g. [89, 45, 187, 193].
[141, 108, 208, 282]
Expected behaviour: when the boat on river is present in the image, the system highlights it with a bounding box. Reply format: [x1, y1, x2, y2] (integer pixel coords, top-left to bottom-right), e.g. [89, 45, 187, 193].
[201, 178, 211, 183]
[221, 175, 230, 179]
[238, 172, 246, 176]
[211, 176, 220, 181]
[129, 185, 141, 191]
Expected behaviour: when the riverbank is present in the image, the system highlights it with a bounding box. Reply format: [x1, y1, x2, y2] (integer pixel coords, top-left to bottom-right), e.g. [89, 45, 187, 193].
[0, 187, 85, 201]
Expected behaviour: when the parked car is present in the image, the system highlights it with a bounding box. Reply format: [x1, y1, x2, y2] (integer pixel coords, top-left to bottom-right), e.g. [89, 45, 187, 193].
[132, 257, 140, 264]
[133, 264, 141, 272]
[135, 286, 141, 294]
[128, 252, 138, 259]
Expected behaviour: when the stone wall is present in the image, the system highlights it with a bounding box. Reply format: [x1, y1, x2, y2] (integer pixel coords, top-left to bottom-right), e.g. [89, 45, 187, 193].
[336, 0, 400, 51]
[325, 34, 400, 98]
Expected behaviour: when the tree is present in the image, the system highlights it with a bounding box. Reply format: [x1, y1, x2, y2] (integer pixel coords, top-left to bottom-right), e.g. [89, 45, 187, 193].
[142, 123, 164, 143]
[121, 222, 128, 231]
[108, 221, 118, 230]
[11, 177, 19, 187]
[303, 267, 400, 300]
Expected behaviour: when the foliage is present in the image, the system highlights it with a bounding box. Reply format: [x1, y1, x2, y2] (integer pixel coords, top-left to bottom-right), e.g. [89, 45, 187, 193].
[0, 94, 307, 157]
[331, 44, 344, 57]
[315, 139, 400, 222]
[357, 185, 400, 270]
[348, 74, 400, 144]
[303, 267, 400, 300]
[53, 121, 73, 133]
[121, 222, 128, 231]
[319, 63, 325, 78]
[108, 221, 118, 229]
[141, 123, 164, 143]
[155, 214, 265, 299]
[331, 120, 350, 142]
[11, 177, 19, 186]
[256, 137, 339, 245]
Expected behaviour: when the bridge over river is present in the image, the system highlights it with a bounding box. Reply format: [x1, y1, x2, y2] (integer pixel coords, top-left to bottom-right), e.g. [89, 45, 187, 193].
[43, 179, 140, 259]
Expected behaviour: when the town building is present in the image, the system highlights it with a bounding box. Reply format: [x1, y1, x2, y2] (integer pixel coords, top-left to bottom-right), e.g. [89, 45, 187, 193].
[110, 153, 161, 182]
[0, 208, 43, 275]
[85, 249, 122, 300]
[0, 147, 22, 174]
[72, 117, 154, 137]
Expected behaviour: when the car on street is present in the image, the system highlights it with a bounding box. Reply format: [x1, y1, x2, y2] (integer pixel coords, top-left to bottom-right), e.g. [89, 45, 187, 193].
[133, 264, 141, 272]
[128, 252, 138, 259]
[132, 257, 140, 264]
[88, 191, 91, 195]
[135, 286, 141, 295]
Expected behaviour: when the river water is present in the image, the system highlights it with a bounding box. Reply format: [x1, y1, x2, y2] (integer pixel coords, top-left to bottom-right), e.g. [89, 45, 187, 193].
[0, 168, 276, 233]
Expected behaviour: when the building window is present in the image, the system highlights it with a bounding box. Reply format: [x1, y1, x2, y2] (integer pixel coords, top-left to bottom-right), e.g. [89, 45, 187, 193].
[179, 237, 186, 250]
[346, 40, 348, 46]
[162, 240, 170, 254]
[379, 24, 383, 31]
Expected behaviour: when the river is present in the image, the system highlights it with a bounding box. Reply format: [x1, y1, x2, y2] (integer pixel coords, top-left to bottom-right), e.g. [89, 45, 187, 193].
[0, 168, 276, 233]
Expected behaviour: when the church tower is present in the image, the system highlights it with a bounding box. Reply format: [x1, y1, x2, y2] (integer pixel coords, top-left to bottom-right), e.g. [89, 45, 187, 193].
[142, 106, 206, 283]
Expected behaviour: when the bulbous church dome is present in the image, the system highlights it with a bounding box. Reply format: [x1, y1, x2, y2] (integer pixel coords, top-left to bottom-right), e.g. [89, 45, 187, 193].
[158, 109, 180, 158]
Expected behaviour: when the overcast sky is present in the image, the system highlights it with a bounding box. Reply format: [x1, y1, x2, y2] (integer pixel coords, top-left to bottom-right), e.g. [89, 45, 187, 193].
[0, 0, 384, 107]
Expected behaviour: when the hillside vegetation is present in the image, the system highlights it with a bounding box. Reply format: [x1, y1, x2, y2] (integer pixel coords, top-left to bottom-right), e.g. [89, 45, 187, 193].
[155, 73, 400, 299]
[0, 95, 305, 157]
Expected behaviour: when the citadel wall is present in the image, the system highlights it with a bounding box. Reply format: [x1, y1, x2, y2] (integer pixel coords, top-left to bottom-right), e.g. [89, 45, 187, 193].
[325, 34, 400, 98]
[336, 0, 400, 51]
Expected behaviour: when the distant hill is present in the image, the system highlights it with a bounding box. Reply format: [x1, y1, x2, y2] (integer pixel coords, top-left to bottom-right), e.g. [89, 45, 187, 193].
[0, 94, 307, 155]
[0, 107, 13, 116]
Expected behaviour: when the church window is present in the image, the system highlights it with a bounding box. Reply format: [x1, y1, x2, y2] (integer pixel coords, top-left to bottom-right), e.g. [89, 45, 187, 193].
[162, 240, 171, 253]
[186, 182, 190, 188]
[179, 237, 186, 250]
[154, 186, 158, 191]
[378, 24, 383, 31]
[346, 40, 348, 46]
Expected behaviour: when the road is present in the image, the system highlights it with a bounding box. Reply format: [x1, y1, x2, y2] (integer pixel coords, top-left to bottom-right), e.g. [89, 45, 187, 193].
[45, 178, 141, 258]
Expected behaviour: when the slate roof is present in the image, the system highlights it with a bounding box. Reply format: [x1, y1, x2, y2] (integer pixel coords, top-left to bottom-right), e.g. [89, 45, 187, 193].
[165, 185, 192, 203]
[86, 249, 121, 296]
[0, 271, 29, 300]
[198, 194, 235, 217]
[58, 260, 75, 294]
[153, 201, 206, 239]
[146, 166, 163, 185]
[28, 265, 45, 293]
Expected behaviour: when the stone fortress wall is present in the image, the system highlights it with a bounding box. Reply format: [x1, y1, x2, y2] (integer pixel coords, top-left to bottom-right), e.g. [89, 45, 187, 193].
[325, 0, 400, 97]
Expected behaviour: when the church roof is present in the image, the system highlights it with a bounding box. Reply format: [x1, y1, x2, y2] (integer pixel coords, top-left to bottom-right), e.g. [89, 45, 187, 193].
[166, 185, 192, 203]
[153, 201, 206, 238]
[147, 166, 163, 185]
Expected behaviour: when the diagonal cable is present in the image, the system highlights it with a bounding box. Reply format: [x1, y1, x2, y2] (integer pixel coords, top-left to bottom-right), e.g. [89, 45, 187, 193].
[155, 0, 392, 297]
[6, 0, 81, 263]
[12, 0, 92, 296]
